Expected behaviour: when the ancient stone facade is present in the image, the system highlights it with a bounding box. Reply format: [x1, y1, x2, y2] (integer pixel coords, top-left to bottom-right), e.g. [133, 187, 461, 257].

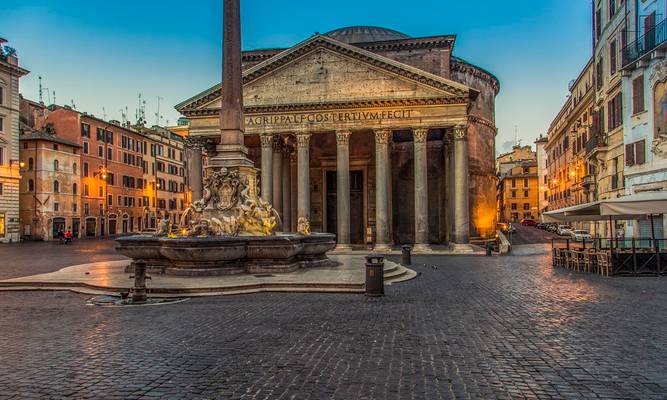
[177, 27, 499, 247]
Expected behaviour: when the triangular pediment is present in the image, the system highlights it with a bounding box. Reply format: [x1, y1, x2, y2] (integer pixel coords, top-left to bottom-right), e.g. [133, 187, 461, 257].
[177, 35, 474, 112]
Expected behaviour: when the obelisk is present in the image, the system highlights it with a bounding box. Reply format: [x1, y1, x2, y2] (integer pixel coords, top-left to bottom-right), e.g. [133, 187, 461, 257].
[209, 0, 253, 168]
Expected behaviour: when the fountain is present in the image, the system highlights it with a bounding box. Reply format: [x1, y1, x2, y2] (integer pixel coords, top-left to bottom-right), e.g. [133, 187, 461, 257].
[116, 0, 336, 276]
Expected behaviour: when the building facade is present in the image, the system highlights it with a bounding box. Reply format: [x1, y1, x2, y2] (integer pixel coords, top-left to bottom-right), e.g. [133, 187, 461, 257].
[534, 135, 549, 215]
[0, 41, 29, 243]
[545, 59, 595, 217]
[497, 161, 539, 223]
[19, 102, 190, 239]
[18, 128, 81, 240]
[177, 27, 499, 249]
[620, 0, 667, 239]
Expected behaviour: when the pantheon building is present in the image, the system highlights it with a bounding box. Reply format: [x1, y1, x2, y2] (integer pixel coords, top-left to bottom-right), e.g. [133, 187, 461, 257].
[177, 26, 499, 250]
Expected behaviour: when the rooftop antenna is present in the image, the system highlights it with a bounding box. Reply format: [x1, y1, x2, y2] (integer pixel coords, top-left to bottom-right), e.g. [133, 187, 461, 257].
[52, 90, 56, 106]
[102, 106, 107, 121]
[71, 99, 76, 109]
[38, 76, 43, 104]
[155, 96, 164, 126]
[514, 125, 518, 146]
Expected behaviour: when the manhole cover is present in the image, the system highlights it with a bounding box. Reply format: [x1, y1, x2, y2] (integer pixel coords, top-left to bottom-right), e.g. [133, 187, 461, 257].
[87, 295, 189, 307]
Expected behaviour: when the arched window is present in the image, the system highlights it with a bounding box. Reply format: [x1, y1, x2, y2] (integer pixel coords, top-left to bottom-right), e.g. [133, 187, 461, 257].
[72, 183, 77, 195]
[72, 162, 77, 175]
[54, 160, 59, 171]
[28, 179, 34, 192]
[28, 158, 34, 171]
[54, 180, 60, 193]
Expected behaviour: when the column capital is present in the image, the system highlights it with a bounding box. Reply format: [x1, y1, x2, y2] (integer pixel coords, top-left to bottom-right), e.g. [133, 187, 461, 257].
[374, 129, 392, 144]
[182, 136, 208, 150]
[413, 128, 429, 143]
[336, 130, 352, 146]
[452, 125, 468, 140]
[259, 134, 273, 148]
[296, 133, 311, 148]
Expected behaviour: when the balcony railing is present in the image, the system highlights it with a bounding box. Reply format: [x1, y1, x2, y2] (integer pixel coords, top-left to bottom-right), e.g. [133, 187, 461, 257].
[623, 18, 667, 67]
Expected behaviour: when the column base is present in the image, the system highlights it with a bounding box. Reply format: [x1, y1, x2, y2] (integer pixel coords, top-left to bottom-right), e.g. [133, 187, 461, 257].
[412, 243, 432, 253]
[449, 243, 475, 254]
[334, 244, 353, 252]
[373, 243, 392, 252]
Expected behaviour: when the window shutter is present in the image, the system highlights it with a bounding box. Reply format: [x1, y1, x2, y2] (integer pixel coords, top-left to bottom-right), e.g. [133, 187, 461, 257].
[635, 140, 645, 164]
[625, 143, 635, 166]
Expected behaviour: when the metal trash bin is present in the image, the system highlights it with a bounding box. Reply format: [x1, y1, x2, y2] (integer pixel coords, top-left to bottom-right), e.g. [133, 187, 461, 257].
[365, 255, 384, 297]
[401, 245, 412, 266]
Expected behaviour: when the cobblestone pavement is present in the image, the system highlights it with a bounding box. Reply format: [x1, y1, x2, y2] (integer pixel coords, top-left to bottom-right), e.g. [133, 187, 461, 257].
[1, 245, 667, 399]
[0, 238, 125, 280]
[510, 225, 561, 246]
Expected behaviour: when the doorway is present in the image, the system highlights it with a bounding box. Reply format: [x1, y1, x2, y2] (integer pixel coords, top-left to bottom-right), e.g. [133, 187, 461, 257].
[325, 170, 364, 244]
[72, 218, 80, 238]
[85, 218, 96, 237]
[52, 217, 65, 239]
[108, 217, 117, 235]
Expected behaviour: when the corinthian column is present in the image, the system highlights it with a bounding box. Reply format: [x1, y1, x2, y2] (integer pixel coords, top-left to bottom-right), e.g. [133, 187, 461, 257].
[259, 134, 273, 203]
[282, 145, 292, 232]
[296, 133, 311, 222]
[272, 135, 283, 227]
[374, 129, 392, 251]
[453, 125, 470, 246]
[336, 130, 352, 250]
[413, 128, 430, 252]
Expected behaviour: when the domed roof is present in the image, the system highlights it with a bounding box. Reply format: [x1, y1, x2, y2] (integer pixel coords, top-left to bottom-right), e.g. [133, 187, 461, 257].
[324, 26, 411, 44]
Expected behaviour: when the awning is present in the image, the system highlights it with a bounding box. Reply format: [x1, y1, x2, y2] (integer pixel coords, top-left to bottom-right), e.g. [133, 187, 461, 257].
[542, 191, 666, 222]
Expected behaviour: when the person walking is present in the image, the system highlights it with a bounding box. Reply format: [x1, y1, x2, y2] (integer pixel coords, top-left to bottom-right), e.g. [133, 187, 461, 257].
[64, 229, 73, 245]
[57, 229, 65, 244]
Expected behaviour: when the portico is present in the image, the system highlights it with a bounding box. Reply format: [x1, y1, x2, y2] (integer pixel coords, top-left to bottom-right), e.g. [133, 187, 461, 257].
[177, 30, 499, 250]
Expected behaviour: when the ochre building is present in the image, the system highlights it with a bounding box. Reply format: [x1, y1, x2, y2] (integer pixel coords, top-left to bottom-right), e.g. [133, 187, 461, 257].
[177, 27, 499, 249]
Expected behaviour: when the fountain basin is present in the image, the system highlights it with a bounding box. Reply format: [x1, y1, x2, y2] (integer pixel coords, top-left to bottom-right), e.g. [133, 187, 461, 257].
[116, 233, 336, 276]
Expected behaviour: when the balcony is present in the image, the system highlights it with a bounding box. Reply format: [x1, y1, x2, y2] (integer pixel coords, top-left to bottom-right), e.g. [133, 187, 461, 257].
[623, 18, 667, 68]
[585, 135, 607, 155]
[582, 175, 595, 188]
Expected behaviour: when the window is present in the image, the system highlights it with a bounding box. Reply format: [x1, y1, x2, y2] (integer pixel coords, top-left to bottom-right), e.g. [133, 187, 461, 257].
[98, 145, 103, 158]
[511, 203, 517, 210]
[54, 202, 59, 212]
[84, 203, 90, 216]
[54, 181, 60, 193]
[53, 144, 58, 151]
[596, 58, 603, 90]
[107, 148, 112, 160]
[511, 178, 516, 188]
[72, 183, 77, 195]
[609, 40, 617, 75]
[108, 194, 113, 206]
[72, 163, 77, 175]
[83, 184, 89, 196]
[523, 203, 530, 210]
[28, 179, 34, 192]
[83, 163, 89, 177]
[524, 190, 529, 197]
[523, 178, 529, 187]
[0, 85, 4, 105]
[607, 92, 623, 130]
[28, 158, 33, 170]
[0, 117, 4, 133]
[53, 160, 59, 171]
[633, 75, 645, 114]
[0, 147, 4, 165]
[609, 0, 615, 19]
[0, 183, 2, 195]
[81, 123, 91, 138]
[511, 190, 517, 198]
[98, 186, 103, 197]
[72, 203, 77, 213]
[626, 140, 646, 166]
[595, 9, 602, 42]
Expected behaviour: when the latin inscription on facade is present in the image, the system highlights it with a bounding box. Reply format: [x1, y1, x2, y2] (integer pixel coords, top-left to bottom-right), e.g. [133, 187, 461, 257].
[246, 109, 413, 126]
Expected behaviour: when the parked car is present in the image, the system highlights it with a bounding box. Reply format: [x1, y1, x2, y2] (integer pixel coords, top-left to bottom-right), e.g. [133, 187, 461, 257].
[521, 219, 537, 227]
[571, 230, 592, 242]
[535, 223, 546, 230]
[557, 225, 573, 236]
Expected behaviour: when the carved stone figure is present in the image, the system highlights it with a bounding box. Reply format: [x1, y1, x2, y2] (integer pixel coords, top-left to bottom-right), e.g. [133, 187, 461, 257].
[652, 133, 667, 158]
[297, 217, 311, 236]
[156, 214, 171, 236]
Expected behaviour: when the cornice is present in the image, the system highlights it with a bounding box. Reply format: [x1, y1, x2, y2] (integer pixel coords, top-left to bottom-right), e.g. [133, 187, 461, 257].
[182, 96, 468, 117]
[468, 115, 497, 132]
[450, 59, 499, 94]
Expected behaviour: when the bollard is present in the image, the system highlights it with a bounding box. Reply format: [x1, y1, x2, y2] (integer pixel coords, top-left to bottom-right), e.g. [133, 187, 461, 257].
[486, 241, 493, 256]
[401, 245, 412, 266]
[129, 260, 151, 303]
[365, 255, 384, 297]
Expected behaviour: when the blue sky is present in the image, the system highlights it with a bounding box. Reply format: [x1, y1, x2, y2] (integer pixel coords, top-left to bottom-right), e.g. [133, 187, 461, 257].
[1, 0, 592, 154]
